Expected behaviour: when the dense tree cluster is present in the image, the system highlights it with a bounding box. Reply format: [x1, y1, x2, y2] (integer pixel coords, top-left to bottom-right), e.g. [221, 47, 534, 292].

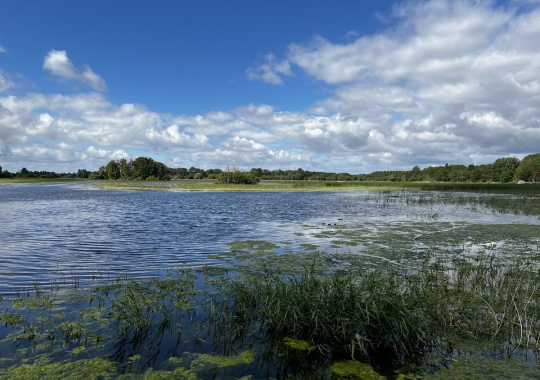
[357, 154, 540, 183]
[90, 157, 170, 180]
[217, 168, 260, 184]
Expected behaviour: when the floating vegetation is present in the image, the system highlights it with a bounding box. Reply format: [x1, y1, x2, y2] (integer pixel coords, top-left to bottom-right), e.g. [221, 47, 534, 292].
[192, 349, 256, 368]
[283, 337, 312, 351]
[89, 179, 540, 198]
[330, 361, 386, 379]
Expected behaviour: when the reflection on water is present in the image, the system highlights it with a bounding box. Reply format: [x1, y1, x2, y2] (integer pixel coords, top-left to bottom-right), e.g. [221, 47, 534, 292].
[1, 183, 539, 295]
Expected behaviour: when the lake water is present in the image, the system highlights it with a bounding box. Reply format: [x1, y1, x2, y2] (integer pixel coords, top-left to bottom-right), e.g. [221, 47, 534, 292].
[2, 182, 540, 379]
[1, 182, 539, 295]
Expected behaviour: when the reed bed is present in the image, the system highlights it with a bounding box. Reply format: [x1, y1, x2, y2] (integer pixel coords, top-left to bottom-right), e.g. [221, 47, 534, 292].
[369, 190, 540, 216]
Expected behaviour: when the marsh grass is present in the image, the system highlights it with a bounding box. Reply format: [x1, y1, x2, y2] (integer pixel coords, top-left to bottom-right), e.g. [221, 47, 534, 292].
[205, 246, 540, 375]
[90, 179, 540, 195]
[2, 248, 540, 379]
[369, 190, 540, 216]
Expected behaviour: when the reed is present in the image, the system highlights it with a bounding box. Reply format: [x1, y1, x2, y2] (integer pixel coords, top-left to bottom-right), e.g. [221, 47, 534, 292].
[2, 245, 540, 378]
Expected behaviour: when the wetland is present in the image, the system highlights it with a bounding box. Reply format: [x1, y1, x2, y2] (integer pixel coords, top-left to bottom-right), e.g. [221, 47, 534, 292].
[1, 182, 540, 379]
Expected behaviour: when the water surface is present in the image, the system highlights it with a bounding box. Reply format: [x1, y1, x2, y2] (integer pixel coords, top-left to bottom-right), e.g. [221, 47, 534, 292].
[1, 182, 538, 295]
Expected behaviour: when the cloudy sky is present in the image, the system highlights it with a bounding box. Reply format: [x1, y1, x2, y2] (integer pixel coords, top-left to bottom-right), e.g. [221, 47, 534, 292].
[1, 0, 540, 173]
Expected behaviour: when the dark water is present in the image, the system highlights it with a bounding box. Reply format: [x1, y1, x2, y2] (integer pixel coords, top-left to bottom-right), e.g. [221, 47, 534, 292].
[1, 183, 538, 296]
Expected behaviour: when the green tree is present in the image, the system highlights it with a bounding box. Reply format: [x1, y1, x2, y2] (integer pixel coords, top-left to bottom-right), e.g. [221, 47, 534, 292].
[492, 157, 520, 183]
[89, 166, 107, 180]
[106, 160, 121, 180]
[132, 157, 156, 180]
[217, 169, 259, 184]
[76, 169, 90, 179]
[337, 173, 352, 181]
[409, 166, 422, 181]
[515, 154, 540, 182]
[119, 159, 133, 180]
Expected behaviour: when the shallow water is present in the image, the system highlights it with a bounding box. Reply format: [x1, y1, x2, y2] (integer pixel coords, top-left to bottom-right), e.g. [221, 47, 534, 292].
[1, 183, 539, 295]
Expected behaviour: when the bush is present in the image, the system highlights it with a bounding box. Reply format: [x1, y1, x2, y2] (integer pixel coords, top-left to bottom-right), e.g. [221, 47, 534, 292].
[217, 171, 259, 184]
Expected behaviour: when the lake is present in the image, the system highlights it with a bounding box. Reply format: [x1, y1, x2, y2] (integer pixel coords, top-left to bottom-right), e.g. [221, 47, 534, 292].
[1, 182, 540, 379]
[1, 182, 539, 295]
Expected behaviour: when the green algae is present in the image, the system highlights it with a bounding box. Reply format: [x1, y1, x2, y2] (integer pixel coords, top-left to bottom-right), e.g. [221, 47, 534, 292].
[192, 349, 256, 368]
[72, 346, 87, 355]
[11, 296, 53, 310]
[128, 355, 142, 363]
[167, 356, 182, 364]
[423, 356, 539, 379]
[330, 361, 386, 379]
[125, 367, 197, 380]
[0, 311, 25, 326]
[283, 337, 312, 350]
[0, 358, 117, 380]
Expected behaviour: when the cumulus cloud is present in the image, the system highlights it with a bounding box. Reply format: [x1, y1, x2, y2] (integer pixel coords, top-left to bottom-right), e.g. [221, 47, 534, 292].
[0, 93, 212, 170]
[222, 136, 266, 151]
[246, 53, 294, 85]
[146, 126, 209, 148]
[273, 0, 540, 167]
[43, 50, 108, 91]
[83, 146, 130, 160]
[3, 0, 540, 173]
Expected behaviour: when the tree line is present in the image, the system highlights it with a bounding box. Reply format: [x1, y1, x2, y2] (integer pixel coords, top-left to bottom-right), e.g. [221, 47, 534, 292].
[2, 153, 539, 183]
[0, 166, 91, 179]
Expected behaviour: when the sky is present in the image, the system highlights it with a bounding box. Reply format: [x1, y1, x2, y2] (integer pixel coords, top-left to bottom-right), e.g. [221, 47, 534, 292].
[1, 0, 540, 174]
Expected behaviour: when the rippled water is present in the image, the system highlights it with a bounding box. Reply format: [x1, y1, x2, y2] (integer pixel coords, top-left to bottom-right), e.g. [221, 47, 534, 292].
[1, 182, 539, 295]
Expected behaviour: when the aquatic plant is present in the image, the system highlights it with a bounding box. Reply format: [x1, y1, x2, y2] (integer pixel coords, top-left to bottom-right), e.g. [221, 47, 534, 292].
[2, 230, 540, 378]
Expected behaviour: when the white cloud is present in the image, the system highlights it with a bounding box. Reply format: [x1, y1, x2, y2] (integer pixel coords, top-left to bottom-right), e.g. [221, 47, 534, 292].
[83, 146, 129, 160]
[222, 136, 266, 151]
[246, 53, 294, 85]
[146, 125, 209, 148]
[3, 0, 540, 173]
[43, 50, 107, 91]
[0, 46, 5, 53]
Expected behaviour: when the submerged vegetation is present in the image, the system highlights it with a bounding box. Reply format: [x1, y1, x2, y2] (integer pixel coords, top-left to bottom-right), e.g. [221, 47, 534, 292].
[2, 226, 540, 379]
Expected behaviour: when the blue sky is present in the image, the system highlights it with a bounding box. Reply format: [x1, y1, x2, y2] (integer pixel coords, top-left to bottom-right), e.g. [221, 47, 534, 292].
[1, 0, 540, 173]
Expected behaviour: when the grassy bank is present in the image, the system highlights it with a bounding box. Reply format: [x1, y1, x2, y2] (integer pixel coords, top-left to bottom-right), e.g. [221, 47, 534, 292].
[89, 179, 540, 194]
